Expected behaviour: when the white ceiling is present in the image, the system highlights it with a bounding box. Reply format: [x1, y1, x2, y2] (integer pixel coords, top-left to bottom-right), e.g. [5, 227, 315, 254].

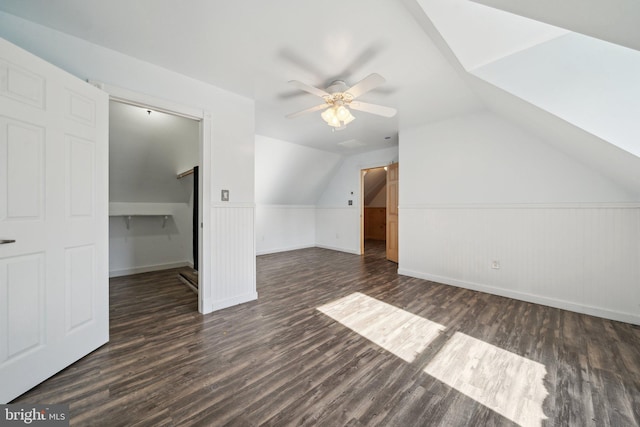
[417, 0, 568, 71]
[109, 101, 199, 203]
[472, 0, 640, 52]
[0, 0, 483, 154]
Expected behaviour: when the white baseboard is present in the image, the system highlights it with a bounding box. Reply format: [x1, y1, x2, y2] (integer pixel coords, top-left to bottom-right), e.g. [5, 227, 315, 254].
[315, 244, 360, 255]
[398, 268, 640, 326]
[256, 244, 315, 256]
[109, 261, 191, 278]
[211, 292, 258, 312]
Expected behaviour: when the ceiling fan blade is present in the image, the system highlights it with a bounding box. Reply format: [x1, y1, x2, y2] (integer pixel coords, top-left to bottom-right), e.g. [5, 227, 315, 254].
[349, 101, 397, 118]
[344, 73, 386, 98]
[288, 80, 330, 98]
[286, 103, 329, 119]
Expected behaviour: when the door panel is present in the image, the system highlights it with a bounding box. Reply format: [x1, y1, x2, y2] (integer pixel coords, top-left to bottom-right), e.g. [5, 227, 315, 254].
[0, 58, 46, 109]
[67, 135, 95, 217]
[386, 163, 399, 263]
[4, 119, 44, 219]
[65, 245, 95, 332]
[1, 254, 45, 361]
[0, 38, 108, 403]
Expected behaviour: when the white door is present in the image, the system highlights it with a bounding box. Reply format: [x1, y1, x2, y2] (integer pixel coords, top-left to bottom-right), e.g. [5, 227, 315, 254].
[0, 38, 109, 403]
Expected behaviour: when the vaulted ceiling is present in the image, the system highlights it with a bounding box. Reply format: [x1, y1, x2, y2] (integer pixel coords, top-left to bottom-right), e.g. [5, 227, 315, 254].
[0, 0, 638, 183]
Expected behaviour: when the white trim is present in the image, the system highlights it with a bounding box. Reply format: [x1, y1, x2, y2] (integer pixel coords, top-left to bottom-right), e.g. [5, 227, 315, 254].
[315, 244, 360, 255]
[210, 202, 256, 208]
[87, 80, 203, 120]
[211, 292, 258, 311]
[256, 244, 315, 256]
[256, 204, 316, 209]
[400, 202, 640, 210]
[199, 112, 212, 314]
[109, 261, 191, 278]
[94, 80, 212, 314]
[315, 206, 359, 210]
[398, 268, 640, 326]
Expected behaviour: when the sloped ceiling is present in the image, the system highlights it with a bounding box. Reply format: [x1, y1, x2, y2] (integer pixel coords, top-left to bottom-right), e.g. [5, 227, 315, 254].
[472, 0, 640, 52]
[416, 0, 568, 70]
[255, 135, 342, 205]
[410, 0, 640, 197]
[417, 0, 640, 157]
[109, 102, 199, 203]
[1, 0, 638, 196]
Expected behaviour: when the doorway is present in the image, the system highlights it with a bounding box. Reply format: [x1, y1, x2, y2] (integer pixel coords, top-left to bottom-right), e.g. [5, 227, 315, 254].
[361, 166, 388, 256]
[108, 100, 201, 306]
[96, 81, 211, 313]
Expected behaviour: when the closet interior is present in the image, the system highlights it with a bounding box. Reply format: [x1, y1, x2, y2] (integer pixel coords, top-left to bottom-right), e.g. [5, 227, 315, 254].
[108, 101, 200, 299]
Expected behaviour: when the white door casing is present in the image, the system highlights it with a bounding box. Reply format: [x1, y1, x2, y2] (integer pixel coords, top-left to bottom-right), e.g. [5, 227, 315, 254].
[90, 81, 212, 314]
[0, 38, 109, 403]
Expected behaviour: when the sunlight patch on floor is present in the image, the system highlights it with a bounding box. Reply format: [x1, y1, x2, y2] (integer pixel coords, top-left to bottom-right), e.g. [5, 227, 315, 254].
[424, 332, 548, 427]
[317, 292, 445, 363]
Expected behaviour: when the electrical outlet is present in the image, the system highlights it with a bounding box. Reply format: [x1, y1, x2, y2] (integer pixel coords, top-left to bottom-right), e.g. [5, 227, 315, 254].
[348, 200, 353, 206]
[491, 260, 501, 270]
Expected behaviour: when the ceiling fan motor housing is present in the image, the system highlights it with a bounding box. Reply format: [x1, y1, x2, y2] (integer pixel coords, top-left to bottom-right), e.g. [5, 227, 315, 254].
[324, 80, 354, 106]
[326, 80, 349, 94]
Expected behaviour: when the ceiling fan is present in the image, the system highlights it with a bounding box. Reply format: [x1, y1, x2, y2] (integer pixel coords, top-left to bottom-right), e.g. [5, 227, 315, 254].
[285, 73, 396, 130]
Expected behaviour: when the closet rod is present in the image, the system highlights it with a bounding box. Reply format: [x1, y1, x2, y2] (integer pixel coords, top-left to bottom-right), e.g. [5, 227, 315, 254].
[177, 168, 194, 179]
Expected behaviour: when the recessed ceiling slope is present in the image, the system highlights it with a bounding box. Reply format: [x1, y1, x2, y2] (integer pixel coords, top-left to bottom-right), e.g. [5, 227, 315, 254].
[473, 34, 640, 159]
[417, 0, 640, 162]
[472, 0, 640, 53]
[416, 0, 568, 70]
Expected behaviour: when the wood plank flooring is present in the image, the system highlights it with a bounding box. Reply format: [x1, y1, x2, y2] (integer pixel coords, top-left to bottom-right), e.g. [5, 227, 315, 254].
[11, 240, 640, 426]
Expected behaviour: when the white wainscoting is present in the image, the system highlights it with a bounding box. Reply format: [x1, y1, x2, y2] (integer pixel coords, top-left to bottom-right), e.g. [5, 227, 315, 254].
[255, 205, 316, 255]
[399, 204, 640, 325]
[315, 207, 361, 255]
[209, 205, 257, 311]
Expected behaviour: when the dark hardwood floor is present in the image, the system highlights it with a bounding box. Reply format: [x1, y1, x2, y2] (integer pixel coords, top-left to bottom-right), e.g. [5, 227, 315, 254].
[12, 240, 640, 426]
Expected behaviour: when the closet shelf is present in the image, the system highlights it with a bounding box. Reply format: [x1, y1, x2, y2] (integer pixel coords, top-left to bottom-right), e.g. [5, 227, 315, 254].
[109, 213, 172, 230]
[177, 168, 194, 179]
[109, 203, 178, 229]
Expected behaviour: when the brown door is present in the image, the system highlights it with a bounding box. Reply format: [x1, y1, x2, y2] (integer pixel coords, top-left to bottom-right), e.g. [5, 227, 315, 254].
[386, 163, 399, 262]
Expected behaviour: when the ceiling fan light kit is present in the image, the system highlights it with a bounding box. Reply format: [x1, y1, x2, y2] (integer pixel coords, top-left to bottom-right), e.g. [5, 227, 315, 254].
[286, 73, 396, 130]
[321, 103, 355, 128]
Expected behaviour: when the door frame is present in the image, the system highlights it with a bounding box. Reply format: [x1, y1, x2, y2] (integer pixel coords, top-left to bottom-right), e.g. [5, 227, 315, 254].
[359, 163, 391, 255]
[88, 81, 211, 314]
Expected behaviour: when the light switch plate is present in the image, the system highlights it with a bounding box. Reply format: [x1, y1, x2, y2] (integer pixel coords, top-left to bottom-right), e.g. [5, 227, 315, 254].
[221, 189, 229, 201]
